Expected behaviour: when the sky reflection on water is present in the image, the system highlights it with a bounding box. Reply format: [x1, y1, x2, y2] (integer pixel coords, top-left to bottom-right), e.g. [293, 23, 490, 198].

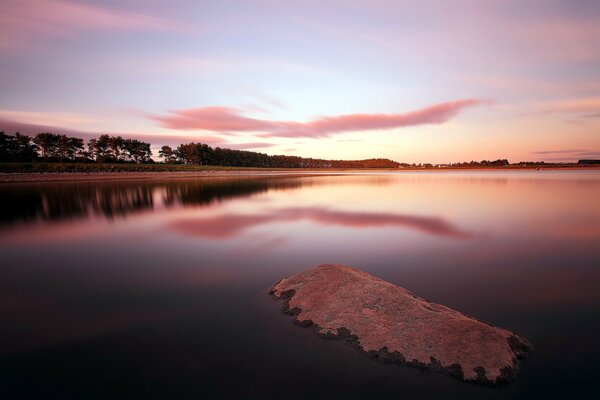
[0, 171, 599, 399]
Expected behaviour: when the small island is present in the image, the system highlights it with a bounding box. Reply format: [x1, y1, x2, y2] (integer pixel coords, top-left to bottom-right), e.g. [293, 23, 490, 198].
[271, 264, 532, 384]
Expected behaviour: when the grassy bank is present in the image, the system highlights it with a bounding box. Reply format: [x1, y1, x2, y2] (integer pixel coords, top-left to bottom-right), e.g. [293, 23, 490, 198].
[0, 162, 277, 173]
[0, 162, 596, 175]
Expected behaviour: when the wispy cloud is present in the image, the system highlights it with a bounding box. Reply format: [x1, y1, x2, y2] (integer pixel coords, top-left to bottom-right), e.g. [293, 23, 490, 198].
[152, 107, 276, 132]
[0, 0, 190, 50]
[356, 3, 600, 66]
[0, 117, 97, 139]
[533, 149, 590, 155]
[151, 99, 488, 138]
[239, 86, 288, 110]
[532, 149, 600, 161]
[525, 98, 600, 118]
[0, 109, 100, 128]
[581, 113, 600, 119]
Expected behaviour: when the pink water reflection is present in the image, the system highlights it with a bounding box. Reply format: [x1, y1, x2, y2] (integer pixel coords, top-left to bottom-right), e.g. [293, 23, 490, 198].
[170, 206, 472, 239]
[0, 170, 599, 358]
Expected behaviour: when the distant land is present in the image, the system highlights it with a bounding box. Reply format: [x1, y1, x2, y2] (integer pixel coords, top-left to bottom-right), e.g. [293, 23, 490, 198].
[1, 131, 598, 176]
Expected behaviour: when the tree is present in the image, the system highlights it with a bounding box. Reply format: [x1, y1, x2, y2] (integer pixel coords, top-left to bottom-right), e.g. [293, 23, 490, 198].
[58, 136, 84, 161]
[88, 135, 115, 162]
[88, 135, 151, 163]
[33, 132, 85, 161]
[122, 138, 152, 163]
[33, 132, 59, 159]
[170, 141, 403, 168]
[158, 145, 177, 163]
[174, 143, 202, 164]
[109, 136, 124, 161]
[0, 132, 38, 162]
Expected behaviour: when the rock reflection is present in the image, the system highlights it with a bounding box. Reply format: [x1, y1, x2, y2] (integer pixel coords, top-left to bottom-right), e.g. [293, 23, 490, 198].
[0, 178, 303, 227]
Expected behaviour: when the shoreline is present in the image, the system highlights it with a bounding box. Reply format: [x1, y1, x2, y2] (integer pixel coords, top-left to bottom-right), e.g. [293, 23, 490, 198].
[1, 165, 599, 183]
[0, 170, 342, 183]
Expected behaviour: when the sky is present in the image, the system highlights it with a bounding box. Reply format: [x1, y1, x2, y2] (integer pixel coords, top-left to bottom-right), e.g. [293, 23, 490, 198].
[0, 0, 599, 163]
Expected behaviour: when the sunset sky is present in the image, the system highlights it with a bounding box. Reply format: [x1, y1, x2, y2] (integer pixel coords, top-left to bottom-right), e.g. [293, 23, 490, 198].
[1, 0, 599, 163]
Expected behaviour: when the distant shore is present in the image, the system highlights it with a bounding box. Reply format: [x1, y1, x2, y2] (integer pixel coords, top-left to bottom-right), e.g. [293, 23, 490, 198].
[1, 163, 598, 183]
[0, 170, 338, 183]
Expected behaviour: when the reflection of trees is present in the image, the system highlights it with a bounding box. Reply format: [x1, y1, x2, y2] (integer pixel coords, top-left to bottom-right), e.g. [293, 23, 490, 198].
[0, 178, 303, 226]
[0, 183, 154, 224]
[0, 188, 42, 223]
[90, 185, 154, 219]
[162, 178, 301, 207]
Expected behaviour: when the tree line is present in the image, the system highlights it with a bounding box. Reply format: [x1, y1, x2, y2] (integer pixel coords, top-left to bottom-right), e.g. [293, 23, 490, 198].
[157, 142, 400, 168]
[0, 131, 401, 168]
[1, 132, 152, 163]
[447, 159, 510, 167]
[0, 132, 521, 169]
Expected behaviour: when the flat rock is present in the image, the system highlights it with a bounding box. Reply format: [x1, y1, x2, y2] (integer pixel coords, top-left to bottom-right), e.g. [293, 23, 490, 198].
[270, 264, 532, 384]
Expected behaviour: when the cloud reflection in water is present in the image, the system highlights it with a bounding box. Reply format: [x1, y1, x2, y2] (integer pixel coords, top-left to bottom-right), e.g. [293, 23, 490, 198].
[170, 206, 472, 239]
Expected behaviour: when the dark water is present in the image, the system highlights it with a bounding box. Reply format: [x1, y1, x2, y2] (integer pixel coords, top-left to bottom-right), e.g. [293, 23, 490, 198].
[1, 171, 599, 399]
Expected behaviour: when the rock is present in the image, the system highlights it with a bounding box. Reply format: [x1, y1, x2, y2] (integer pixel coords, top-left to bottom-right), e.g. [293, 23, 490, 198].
[270, 264, 532, 384]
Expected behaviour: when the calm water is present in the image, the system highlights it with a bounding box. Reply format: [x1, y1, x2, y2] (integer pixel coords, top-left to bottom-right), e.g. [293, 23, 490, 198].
[1, 171, 599, 399]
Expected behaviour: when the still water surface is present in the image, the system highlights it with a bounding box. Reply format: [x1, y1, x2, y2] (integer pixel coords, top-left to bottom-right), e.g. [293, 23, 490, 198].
[1, 171, 599, 399]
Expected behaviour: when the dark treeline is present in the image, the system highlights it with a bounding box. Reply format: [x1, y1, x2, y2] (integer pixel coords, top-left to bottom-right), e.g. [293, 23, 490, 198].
[0, 132, 152, 163]
[88, 135, 152, 163]
[396, 159, 510, 168]
[5, 132, 566, 169]
[0, 132, 39, 162]
[446, 159, 510, 167]
[158, 142, 399, 168]
[514, 161, 548, 166]
[2, 131, 595, 169]
[0, 131, 399, 168]
[579, 159, 600, 165]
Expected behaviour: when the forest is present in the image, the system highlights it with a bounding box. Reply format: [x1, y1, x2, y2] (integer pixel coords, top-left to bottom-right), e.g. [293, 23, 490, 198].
[1, 131, 555, 169]
[0, 131, 400, 168]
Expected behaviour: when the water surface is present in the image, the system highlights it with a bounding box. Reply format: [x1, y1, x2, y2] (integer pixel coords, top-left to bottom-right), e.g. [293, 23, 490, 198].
[1, 171, 599, 399]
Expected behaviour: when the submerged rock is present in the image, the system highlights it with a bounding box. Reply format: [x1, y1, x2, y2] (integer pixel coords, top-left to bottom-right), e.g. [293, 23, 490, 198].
[270, 264, 532, 384]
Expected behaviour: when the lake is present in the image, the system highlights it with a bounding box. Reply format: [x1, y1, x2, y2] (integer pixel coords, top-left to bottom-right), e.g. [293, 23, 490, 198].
[1, 170, 599, 399]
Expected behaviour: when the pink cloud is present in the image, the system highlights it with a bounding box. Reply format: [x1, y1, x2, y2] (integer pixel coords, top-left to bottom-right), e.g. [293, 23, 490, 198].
[278, 99, 487, 137]
[151, 99, 487, 138]
[152, 107, 279, 132]
[0, 0, 189, 50]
